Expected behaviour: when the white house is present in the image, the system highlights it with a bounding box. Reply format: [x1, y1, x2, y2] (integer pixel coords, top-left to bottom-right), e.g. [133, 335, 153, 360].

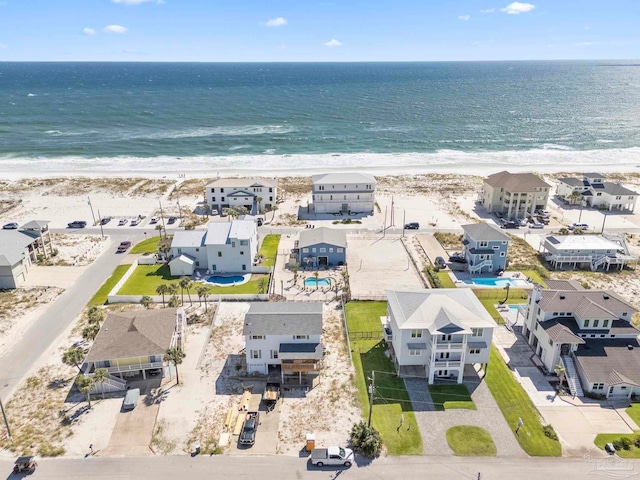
[385, 289, 497, 384]
[169, 219, 258, 276]
[479, 170, 550, 220]
[205, 178, 278, 215]
[556, 173, 637, 212]
[0, 229, 39, 289]
[541, 234, 637, 271]
[522, 285, 640, 398]
[243, 302, 323, 383]
[311, 173, 376, 215]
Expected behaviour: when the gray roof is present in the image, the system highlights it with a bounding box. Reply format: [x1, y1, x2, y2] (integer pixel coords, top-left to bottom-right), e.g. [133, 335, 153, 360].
[85, 309, 178, 362]
[541, 319, 585, 344]
[558, 177, 587, 187]
[386, 289, 497, 331]
[601, 182, 638, 196]
[584, 173, 605, 179]
[243, 302, 323, 336]
[205, 177, 278, 188]
[0, 230, 39, 267]
[574, 338, 640, 386]
[484, 171, 550, 192]
[299, 227, 347, 249]
[312, 172, 376, 185]
[461, 223, 511, 242]
[537, 290, 636, 317]
[279, 343, 319, 353]
[20, 220, 50, 231]
[171, 230, 206, 248]
[544, 279, 584, 291]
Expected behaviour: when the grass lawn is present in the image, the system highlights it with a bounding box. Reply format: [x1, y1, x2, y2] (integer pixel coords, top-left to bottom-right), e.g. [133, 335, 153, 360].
[345, 301, 423, 455]
[259, 234, 281, 267]
[484, 346, 561, 456]
[473, 288, 530, 325]
[130, 236, 162, 254]
[627, 404, 640, 429]
[594, 433, 640, 458]
[446, 426, 497, 456]
[429, 384, 476, 411]
[89, 264, 131, 306]
[118, 264, 268, 295]
[436, 271, 456, 288]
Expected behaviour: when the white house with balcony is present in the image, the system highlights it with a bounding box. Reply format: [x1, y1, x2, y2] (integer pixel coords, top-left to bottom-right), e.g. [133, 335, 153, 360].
[310, 173, 376, 215]
[556, 173, 637, 212]
[168, 219, 258, 276]
[243, 302, 323, 383]
[541, 233, 637, 271]
[205, 178, 278, 215]
[385, 289, 497, 384]
[479, 170, 550, 220]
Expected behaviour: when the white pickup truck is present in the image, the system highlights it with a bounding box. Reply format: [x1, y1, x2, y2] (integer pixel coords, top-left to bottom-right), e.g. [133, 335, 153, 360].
[310, 446, 354, 467]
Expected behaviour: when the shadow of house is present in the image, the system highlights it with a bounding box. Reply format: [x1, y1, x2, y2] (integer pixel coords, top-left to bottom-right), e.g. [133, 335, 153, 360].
[215, 354, 247, 395]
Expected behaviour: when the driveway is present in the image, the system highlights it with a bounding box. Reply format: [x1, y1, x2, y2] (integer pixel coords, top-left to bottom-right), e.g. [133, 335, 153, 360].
[230, 388, 281, 455]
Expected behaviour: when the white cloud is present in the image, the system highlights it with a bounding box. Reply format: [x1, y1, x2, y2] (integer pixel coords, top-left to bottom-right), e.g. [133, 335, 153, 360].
[501, 2, 535, 14]
[323, 39, 343, 48]
[82, 27, 96, 35]
[458, 15, 471, 21]
[480, 8, 495, 13]
[265, 17, 287, 27]
[103, 25, 128, 34]
[112, 0, 152, 4]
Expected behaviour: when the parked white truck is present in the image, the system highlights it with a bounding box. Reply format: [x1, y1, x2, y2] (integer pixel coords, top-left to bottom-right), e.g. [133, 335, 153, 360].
[310, 446, 354, 467]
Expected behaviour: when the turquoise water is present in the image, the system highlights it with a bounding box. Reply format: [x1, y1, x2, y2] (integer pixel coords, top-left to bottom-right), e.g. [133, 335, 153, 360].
[1, 62, 639, 174]
[205, 275, 245, 285]
[305, 277, 331, 287]
[463, 277, 519, 287]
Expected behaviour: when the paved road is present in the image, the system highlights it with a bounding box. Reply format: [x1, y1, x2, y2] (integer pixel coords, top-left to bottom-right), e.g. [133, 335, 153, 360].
[0, 454, 633, 479]
[0, 233, 143, 400]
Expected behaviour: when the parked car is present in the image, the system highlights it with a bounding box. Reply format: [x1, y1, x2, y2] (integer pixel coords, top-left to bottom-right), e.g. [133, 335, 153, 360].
[256, 218, 263, 227]
[167, 216, 177, 225]
[118, 218, 128, 226]
[494, 212, 504, 219]
[100, 217, 111, 225]
[500, 220, 519, 229]
[536, 215, 550, 225]
[116, 241, 131, 253]
[434, 256, 447, 268]
[211, 209, 219, 216]
[568, 223, 589, 231]
[404, 222, 420, 230]
[239, 412, 259, 446]
[130, 218, 140, 226]
[449, 252, 467, 263]
[2, 222, 18, 230]
[536, 209, 550, 218]
[516, 218, 528, 226]
[149, 215, 160, 224]
[122, 388, 140, 411]
[529, 222, 544, 229]
[67, 220, 87, 229]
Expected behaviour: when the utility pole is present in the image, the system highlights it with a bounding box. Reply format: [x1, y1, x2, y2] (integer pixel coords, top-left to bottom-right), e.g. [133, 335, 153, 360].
[176, 198, 183, 221]
[390, 196, 394, 226]
[402, 210, 406, 237]
[368, 371, 375, 427]
[383, 207, 387, 238]
[97, 209, 105, 239]
[0, 395, 11, 439]
[601, 210, 608, 234]
[159, 199, 167, 239]
[88, 196, 96, 226]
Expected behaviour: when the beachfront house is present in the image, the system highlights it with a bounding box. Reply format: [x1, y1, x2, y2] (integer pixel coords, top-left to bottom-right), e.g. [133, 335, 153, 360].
[522, 285, 640, 398]
[205, 178, 278, 215]
[479, 170, 550, 220]
[297, 227, 347, 268]
[556, 173, 637, 212]
[310, 173, 376, 215]
[385, 289, 497, 384]
[541, 234, 637, 271]
[168, 219, 258, 276]
[243, 302, 324, 384]
[461, 223, 511, 274]
[82, 308, 186, 390]
[0, 223, 49, 289]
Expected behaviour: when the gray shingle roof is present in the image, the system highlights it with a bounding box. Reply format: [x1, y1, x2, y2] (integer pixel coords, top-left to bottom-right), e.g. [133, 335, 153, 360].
[558, 177, 588, 187]
[574, 338, 640, 386]
[243, 302, 323, 336]
[205, 177, 278, 188]
[601, 182, 638, 196]
[484, 170, 550, 192]
[20, 220, 50, 231]
[312, 172, 376, 185]
[299, 227, 347, 249]
[541, 319, 585, 344]
[85, 309, 178, 362]
[537, 290, 636, 317]
[544, 279, 584, 291]
[461, 223, 511, 242]
[0, 230, 39, 266]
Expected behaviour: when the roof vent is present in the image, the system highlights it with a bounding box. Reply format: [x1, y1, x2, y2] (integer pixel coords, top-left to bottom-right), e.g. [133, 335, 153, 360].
[628, 345, 634, 350]
[559, 295, 566, 300]
[603, 295, 610, 300]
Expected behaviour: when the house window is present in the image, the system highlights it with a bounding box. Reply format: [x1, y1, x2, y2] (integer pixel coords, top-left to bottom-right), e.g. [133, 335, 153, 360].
[294, 335, 309, 340]
[469, 348, 481, 355]
[242, 264, 246, 270]
[250, 335, 264, 340]
[196, 261, 200, 266]
[212, 264, 217, 270]
[312, 248, 316, 253]
[553, 312, 558, 316]
[240, 240, 248, 246]
[534, 322, 538, 331]
[623, 312, 628, 317]
[212, 197, 216, 202]
[603, 319, 609, 328]
[471, 328, 483, 337]
[318, 185, 325, 191]
[548, 339, 553, 346]
[329, 248, 334, 253]
[270, 350, 278, 359]
[493, 245, 500, 250]
[269, 188, 273, 192]
[195, 248, 200, 252]
[584, 319, 590, 328]
[177, 248, 182, 255]
[410, 330, 422, 338]
[221, 197, 225, 201]
[500, 252, 506, 257]
[409, 349, 421, 356]
[240, 251, 244, 255]
[220, 188, 225, 193]
[232, 241, 236, 247]
[251, 350, 261, 359]
[218, 251, 222, 257]
[441, 334, 452, 341]
[320, 248, 326, 253]
[302, 248, 309, 253]
[593, 319, 599, 328]
[210, 188, 215, 194]
[337, 248, 344, 253]
[479, 241, 488, 248]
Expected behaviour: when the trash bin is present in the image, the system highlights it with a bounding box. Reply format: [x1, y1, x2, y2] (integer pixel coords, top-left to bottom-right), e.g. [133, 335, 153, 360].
[194, 442, 201, 454]
[305, 433, 315, 452]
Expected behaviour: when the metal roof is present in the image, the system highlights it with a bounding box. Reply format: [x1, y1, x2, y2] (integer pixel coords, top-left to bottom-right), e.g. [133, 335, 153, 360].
[171, 230, 206, 248]
[20, 220, 50, 231]
[205, 177, 278, 188]
[311, 172, 376, 185]
[543, 235, 623, 252]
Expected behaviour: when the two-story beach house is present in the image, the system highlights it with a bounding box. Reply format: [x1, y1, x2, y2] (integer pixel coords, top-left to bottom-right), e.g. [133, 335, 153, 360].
[0, 220, 52, 289]
[461, 223, 511, 274]
[522, 283, 640, 398]
[310, 173, 376, 215]
[168, 219, 258, 276]
[541, 234, 637, 271]
[556, 173, 637, 212]
[243, 302, 324, 383]
[385, 289, 497, 384]
[297, 227, 347, 267]
[205, 178, 278, 215]
[479, 171, 550, 220]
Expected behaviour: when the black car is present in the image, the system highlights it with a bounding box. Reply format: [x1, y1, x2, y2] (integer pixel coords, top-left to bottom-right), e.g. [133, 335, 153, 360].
[167, 216, 177, 225]
[500, 220, 519, 229]
[434, 256, 447, 268]
[67, 220, 87, 229]
[449, 252, 467, 264]
[2, 222, 18, 230]
[256, 218, 263, 227]
[100, 217, 111, 225]
[404, 222, 420, 230]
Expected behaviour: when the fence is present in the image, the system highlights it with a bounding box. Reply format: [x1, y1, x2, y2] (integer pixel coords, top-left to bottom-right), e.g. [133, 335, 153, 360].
[107, 259, 139, 297]
[107, 293, 270, 304]
[349, 330, 383, 340]
[348, 294, 387, 302]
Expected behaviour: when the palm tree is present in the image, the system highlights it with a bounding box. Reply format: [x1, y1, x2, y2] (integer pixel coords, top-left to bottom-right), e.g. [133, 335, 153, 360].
[167, 283, 179, 298]
[569, 190, 582, 206]
[155, 223, 163, 238]
[313, 270, 320, 290]
[168, 295, 180, 308]
[292, 267, 299, 287]
[159, 243, 171, 261]
[165, 347, 186, 384]
[179, 277, 191, 305]
[62, 347, 85, 373]
[140, 295, 153, 309]
[82, 324, 100, 341]
[554, 363, 567, 392]
[258, 277, 269, 294]
[196, 285, 209, 311]
[222, 208, 234, 222]
[93, 368, 109, 400]
[156, 284, 169, 308]
[271, 205, 278, 222]
[256, 196, 263, 214]
[182, 277, 193, 305]
[234, 205, 248, 217]
[75, 375, 95, 408]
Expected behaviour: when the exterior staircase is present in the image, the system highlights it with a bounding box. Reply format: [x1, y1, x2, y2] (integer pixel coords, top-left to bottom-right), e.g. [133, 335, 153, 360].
[561, 355, 584, 398]
[468, 259, 492, 274]
[591, 256, 607, 271]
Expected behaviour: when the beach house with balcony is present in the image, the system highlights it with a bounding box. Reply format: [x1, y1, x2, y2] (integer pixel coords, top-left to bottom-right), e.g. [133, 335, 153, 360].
[297, 227, 347, 268]
[385, 289, 497, 384]
[243, 302, 323, 383]
[556, 173, 637, 212]
[168, 219, 258, 276]
[310, 173, 376, 215]
[205, 178, 278, 215]
[461, 223, 511, 274]
[82, 308, 186, 389]
[541, 233, 637, 271]
[522, 285, 640, 398]
[479, 171, 550, 220]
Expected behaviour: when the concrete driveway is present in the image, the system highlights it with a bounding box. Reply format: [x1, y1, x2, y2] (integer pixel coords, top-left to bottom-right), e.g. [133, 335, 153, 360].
[230, 389, 281, 455]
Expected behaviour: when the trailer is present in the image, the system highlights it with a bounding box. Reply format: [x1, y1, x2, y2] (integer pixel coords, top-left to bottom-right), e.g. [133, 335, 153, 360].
[262, 382, 280, 409]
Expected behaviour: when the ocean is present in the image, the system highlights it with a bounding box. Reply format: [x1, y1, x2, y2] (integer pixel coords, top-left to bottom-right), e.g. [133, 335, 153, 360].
[0, 61, 639, 176]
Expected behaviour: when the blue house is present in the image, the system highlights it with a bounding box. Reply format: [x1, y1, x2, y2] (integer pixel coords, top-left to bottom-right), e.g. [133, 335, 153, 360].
[461, 223, 511, 274]
[298, 227, 347, 267]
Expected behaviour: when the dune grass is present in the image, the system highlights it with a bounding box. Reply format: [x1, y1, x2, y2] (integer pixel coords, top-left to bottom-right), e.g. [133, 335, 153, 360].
[89, 264, 131, 305]
[446, 426, 497, 456]
[429, 384, 476, 411]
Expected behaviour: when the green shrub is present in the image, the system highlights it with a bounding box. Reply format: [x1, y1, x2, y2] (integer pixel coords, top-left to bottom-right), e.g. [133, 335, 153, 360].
[633, 436, 640, 448]
[350, 421, 382, 458]
[543, 425, 558, 441]
[612, 439, 623, 451]
[621, 437, 633, 450]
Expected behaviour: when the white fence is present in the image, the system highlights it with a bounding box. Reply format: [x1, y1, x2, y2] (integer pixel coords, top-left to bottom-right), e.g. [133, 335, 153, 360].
[107, 293, 270, 304]
[108, 259, 139, 298]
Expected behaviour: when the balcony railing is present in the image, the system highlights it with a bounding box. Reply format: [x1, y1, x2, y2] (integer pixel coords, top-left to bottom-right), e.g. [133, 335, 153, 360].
[281, 362, 320, 373]
[432, 360, 462, 368]
[434, 342, 464, 350]
[106, 361, 163, 374]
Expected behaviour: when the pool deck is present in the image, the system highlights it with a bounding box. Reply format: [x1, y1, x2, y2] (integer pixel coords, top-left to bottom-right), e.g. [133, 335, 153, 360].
[192, 271, 251, 287]
[447, 271, 533, 289]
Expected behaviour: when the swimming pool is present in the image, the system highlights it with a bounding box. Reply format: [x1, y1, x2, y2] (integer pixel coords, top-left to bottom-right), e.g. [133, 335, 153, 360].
[204, 275, 248, 286]
[462, 277, 520, 287]
[304, 277, 331, 287]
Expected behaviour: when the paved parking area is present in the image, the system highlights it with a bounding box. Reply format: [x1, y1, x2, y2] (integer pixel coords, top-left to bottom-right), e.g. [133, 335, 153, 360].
[229, 388, 281, 455]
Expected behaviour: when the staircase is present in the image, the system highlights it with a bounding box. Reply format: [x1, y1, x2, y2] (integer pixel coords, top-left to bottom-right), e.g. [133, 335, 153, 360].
[561, 355, 584, 398]
[89, 373, 127, 395]
[591, 256, 607, 271]
[468, 259, 492, 274]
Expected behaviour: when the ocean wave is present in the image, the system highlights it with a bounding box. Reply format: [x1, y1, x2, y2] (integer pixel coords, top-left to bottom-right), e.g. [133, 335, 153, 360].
[139, 125, 298, 140]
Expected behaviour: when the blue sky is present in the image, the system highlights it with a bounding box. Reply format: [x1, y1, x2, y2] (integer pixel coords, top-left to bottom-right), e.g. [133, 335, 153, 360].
[0, 1, 638, 61]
